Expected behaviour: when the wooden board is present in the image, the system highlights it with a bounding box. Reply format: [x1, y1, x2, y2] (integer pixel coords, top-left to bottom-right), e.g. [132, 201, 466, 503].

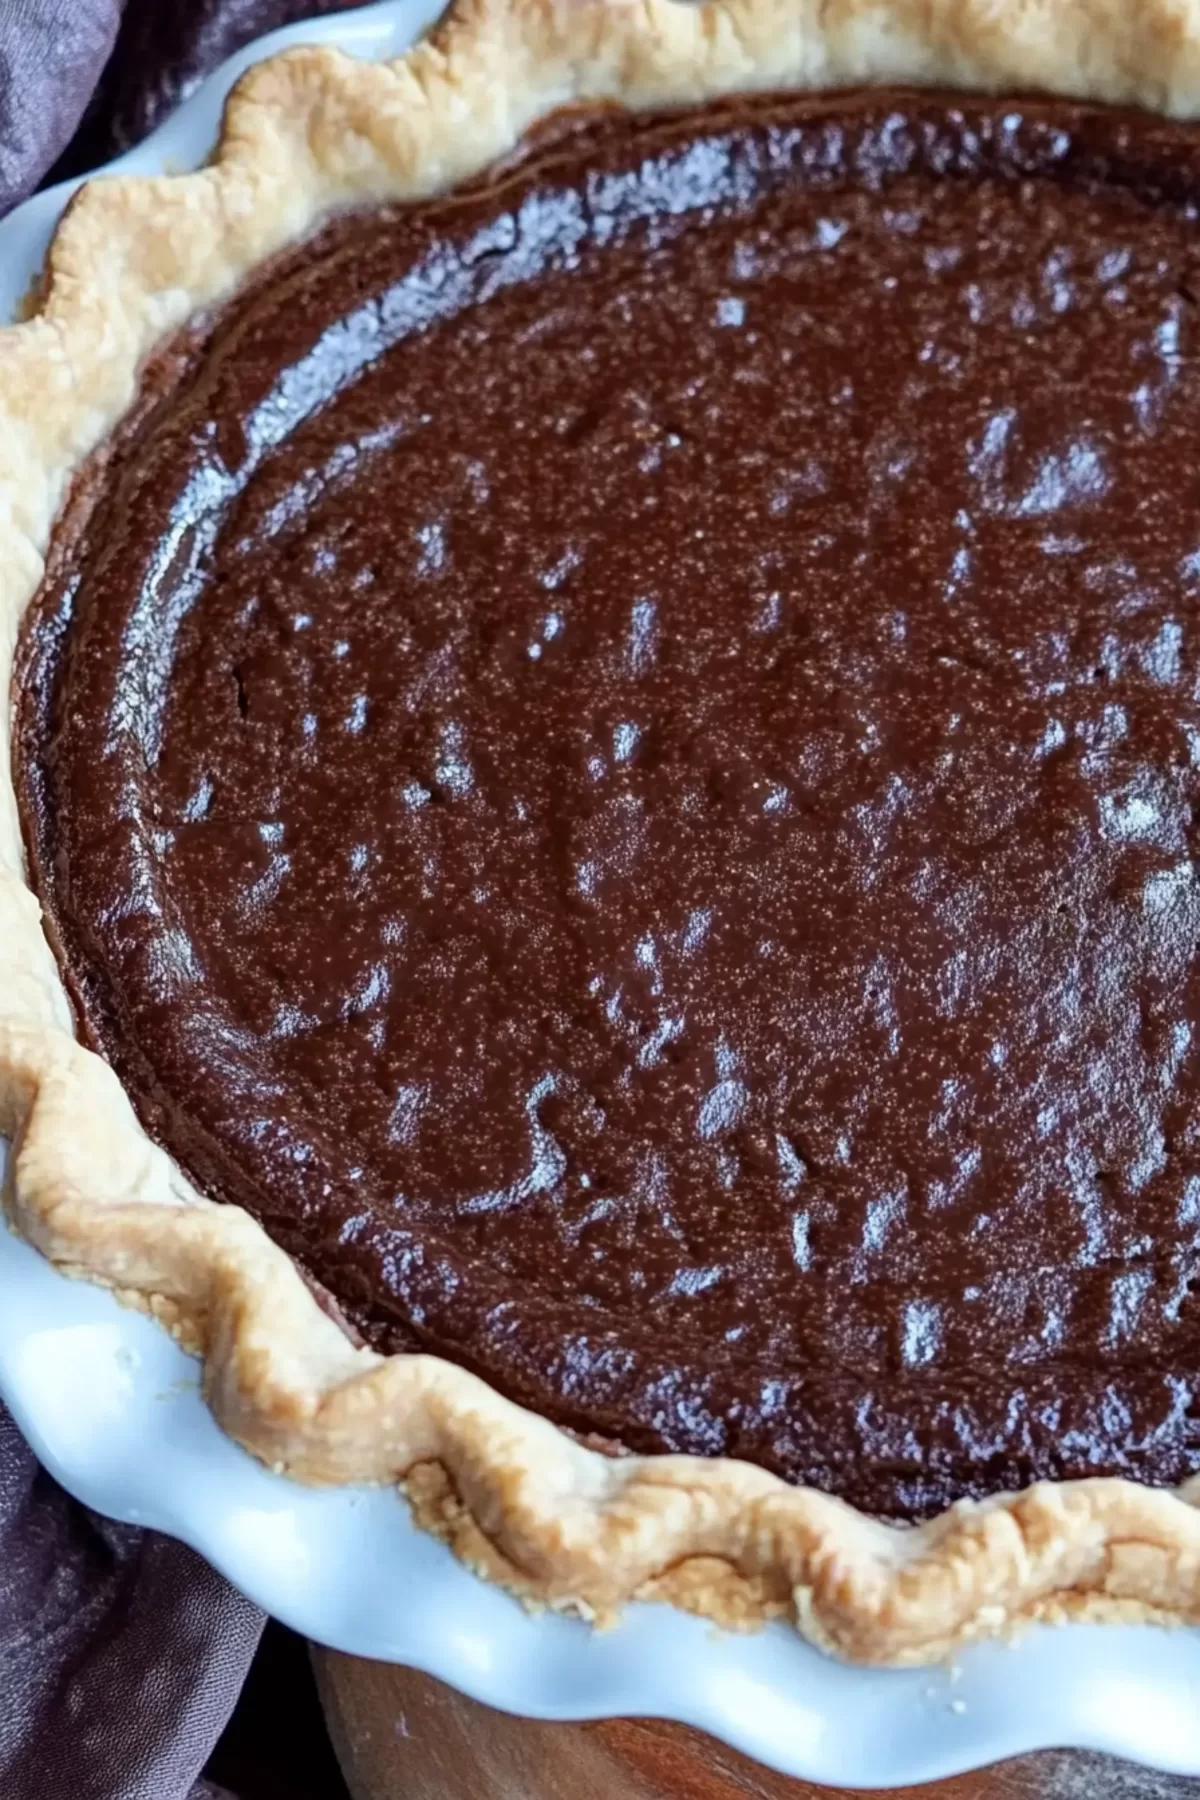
[312, 1649, 1199, 1800]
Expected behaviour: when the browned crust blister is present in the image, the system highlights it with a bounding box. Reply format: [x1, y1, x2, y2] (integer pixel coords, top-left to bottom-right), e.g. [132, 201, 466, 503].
[6, 0, 1200, 1664]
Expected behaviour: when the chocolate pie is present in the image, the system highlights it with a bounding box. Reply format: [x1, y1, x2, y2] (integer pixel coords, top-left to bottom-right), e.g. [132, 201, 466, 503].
[6, 0, 1200, 1664]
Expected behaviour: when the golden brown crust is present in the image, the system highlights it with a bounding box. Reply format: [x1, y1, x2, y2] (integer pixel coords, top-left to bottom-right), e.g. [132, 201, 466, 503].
[8, 0, 1200, 1665]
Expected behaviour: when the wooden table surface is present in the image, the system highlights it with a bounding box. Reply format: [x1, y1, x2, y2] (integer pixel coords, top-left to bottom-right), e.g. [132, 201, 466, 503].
[310, 1648, 1200, 1800]
[200, 1623, 1200, 1797]
[201, 1625, 1200, 1797]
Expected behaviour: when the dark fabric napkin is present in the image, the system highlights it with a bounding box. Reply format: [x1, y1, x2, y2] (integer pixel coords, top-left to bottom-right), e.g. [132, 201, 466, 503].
[0, 1406, 262, 1799]
[1, 3, 367, 1794]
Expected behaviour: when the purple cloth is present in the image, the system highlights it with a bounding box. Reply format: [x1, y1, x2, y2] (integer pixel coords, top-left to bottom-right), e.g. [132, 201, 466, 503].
[6, 0, 370, 205]
[0, 4, 373, 1794]
[0, 1405, 262, 1799]
[0, 0, 117, 213]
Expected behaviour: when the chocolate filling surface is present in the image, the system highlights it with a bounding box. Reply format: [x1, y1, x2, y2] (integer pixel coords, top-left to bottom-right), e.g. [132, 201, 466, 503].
[17, 91, 1200, 1517]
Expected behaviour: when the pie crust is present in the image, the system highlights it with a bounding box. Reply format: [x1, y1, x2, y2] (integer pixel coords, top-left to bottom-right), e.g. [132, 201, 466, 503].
[6, 0, 1200, 1666]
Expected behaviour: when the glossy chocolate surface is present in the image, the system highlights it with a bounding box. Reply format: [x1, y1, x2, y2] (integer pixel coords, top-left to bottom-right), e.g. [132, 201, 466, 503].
[18, 93, 1200, 1515]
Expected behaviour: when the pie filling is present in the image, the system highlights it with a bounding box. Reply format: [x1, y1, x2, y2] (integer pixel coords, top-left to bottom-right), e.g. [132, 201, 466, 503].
[15, 91, 1200, 1518]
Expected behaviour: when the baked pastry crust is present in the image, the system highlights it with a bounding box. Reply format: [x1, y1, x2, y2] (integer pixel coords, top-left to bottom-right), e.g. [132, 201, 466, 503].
[7, 0, 1200, 1665]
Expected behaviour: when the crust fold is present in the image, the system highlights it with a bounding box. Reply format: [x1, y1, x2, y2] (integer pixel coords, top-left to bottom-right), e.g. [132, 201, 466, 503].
[7, 0, 1200, 1663]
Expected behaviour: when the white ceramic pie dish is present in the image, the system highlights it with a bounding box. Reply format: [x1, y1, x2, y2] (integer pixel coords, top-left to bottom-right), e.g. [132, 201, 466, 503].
[5, 3, 1200, 1787]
